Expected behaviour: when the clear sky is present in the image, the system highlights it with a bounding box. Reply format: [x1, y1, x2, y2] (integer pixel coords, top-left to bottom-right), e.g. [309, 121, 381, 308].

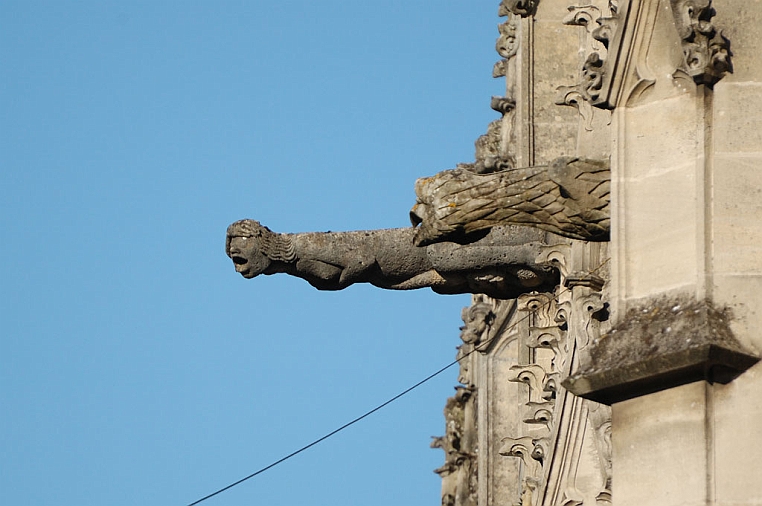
[2, 2, 505, 505]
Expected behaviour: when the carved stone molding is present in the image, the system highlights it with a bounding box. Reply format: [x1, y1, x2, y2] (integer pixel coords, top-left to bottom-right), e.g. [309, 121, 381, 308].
[499, 436, 544, 506]
[519, 292, 566, 369]
[437, 243, 613, 506]
[555, 1, 613, 121]
[509, 364, 548, 393]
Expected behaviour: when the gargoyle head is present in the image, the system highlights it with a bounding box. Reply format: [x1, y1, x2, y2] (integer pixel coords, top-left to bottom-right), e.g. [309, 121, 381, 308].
[225, 219, 296, 278]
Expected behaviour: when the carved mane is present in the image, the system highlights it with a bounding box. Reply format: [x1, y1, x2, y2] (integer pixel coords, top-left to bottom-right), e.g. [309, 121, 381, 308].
[226, 219, 296, 263]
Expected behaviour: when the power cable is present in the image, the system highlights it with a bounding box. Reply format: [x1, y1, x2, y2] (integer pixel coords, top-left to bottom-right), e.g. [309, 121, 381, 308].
[185, 361, 457, 506]
[185, 258, 609, 506]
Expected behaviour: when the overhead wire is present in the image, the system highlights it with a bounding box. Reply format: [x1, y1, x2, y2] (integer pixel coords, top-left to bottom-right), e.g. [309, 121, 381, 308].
[185, 257, 610, 506]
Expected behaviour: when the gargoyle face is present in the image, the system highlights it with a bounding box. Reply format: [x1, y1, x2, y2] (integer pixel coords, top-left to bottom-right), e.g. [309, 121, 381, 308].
[227, 236, 272, 278]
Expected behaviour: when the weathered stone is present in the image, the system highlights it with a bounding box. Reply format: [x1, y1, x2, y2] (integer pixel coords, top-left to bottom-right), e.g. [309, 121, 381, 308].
[410, 157, 610, 246]
[226, 220, 558, 299]
[564, 297, 759, 404]
[432, 386, 478, 506]
[499, 0, 541, 18]
[459, 120, 513, 175]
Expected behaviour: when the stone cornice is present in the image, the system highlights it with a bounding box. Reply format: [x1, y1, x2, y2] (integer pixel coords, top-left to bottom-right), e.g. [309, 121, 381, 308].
[563, 297, 759, 405]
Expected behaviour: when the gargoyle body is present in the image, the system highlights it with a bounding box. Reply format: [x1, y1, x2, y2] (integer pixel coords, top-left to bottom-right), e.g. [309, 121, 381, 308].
[226, 219, 558, 299]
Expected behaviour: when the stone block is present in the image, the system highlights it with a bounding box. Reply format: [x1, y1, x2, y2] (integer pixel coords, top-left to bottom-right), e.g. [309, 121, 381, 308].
[535, 0, 580, 22]
[612, 94, 708, 300]
[612, 382, 709, 506]
[713, 82, 762, 154]
[621, 161, 699, 299]
[711, 154, 762, 275]
[533, 20, 581, 164]
[622, 95, 700, 171]
[533, 120, 579, 164]
[712, 363, 762, 505]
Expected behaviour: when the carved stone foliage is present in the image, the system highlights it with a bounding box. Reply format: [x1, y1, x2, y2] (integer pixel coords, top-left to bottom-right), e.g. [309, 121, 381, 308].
[459, 121, 513, 175]
[499, 436, 543, 506]
[410, 157, 610, 246]
[669, 0, 731, 84]
[226, 220, 558, 299]
[557, 0, 731, 111]
[555, 54, 605, 131]
[458, 296, 496, 387]
[499, 0, 540, 18]
[460, 299, 496, 348]
[494, 242, 613, 506]
[492, 7, 522, 170]
[433, 296, 499, 506]
[495, 12, 521, 63]
[433, 387, 478, 506]
[435, 242, 613, 506]
[555, 2, 613, 125]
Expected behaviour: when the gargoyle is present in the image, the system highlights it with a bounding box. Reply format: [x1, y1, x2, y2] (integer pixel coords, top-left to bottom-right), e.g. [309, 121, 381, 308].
[410, 156, 610, 246]
[226, 219, 558, 299]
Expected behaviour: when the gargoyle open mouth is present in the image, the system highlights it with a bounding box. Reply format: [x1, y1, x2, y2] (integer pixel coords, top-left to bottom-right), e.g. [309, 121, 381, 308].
[231, 255, 248, 266]
[409, 203, 423, 228]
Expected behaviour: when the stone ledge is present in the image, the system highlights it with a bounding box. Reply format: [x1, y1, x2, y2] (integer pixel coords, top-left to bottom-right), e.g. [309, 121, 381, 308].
[563, 297, 759, 405]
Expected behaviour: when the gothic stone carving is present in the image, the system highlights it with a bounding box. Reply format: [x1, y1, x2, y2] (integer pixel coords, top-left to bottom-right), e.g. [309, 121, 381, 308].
[493, 11, 520, 79]
[460, 299, 496, 349]
[433, 387, 478, 506]
[226, 220, 558, 299]
[410, 157, 610, 246]
[491, 8, 522, 170]
[498, 0, 540, 18]
[557, 0, 731, 112]
[555, 54, 605, 131]
[458, 120, 513, 175]
[492, 243, 613, 506]
[432, 298, 496, 506]
[670, 0, 731, 85]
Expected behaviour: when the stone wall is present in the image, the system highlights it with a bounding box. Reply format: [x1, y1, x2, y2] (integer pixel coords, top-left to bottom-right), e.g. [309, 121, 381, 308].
[435, 1, 762, 505]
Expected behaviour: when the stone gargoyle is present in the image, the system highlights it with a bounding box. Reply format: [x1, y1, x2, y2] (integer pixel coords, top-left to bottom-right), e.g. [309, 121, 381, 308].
[410, 156, 610, 246]
[226, 219, 558, 299]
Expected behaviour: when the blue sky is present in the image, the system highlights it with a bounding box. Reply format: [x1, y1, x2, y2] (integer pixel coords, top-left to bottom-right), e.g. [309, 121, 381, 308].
[2, 2, 504, 505]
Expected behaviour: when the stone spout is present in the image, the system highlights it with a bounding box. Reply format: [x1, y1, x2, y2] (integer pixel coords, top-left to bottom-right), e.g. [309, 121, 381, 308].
[226, 219, 559, 299]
